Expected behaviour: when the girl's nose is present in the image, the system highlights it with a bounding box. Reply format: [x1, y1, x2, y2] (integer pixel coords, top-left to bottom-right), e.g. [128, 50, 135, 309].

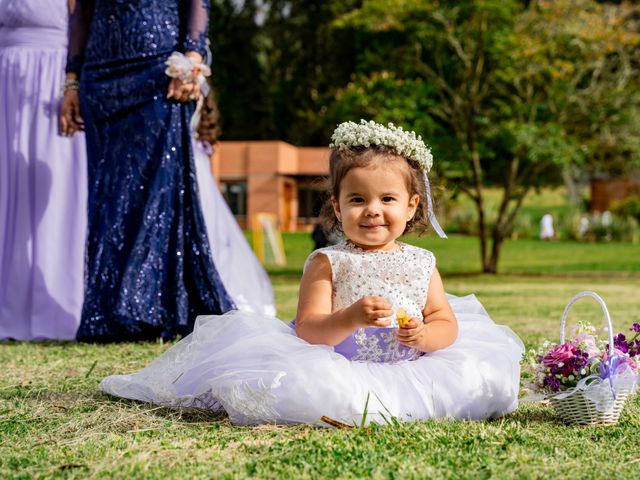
[364, 202, 381, 217]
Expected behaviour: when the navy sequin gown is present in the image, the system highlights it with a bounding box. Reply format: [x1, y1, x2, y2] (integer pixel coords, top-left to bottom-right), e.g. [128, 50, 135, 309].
[67, 0, 235, 341]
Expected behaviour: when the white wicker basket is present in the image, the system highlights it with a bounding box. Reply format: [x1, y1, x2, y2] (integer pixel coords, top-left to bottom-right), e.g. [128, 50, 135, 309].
[549, 291, 631, 425]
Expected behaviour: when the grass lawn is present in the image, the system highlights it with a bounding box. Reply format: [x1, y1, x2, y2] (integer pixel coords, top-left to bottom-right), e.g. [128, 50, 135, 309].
[2, 234, 640, 479]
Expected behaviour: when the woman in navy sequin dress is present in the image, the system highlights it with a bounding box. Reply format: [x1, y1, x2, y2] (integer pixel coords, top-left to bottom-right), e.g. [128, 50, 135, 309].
[62, 0, 235, 341]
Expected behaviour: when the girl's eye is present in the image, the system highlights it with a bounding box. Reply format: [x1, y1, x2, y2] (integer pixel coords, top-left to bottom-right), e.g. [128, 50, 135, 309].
[350, 197, 364, 204]
[382, 196, 395, 202]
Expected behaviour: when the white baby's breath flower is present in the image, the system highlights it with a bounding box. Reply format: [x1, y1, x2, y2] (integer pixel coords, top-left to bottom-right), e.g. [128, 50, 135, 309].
[330, 119, 433, 172]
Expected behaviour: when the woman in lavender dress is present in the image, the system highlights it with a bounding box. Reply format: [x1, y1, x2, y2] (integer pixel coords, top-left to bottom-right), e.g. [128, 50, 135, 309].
[0, 0, 87, 340]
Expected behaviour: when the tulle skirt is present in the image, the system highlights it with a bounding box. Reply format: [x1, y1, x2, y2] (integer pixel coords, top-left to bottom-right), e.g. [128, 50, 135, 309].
[101, 294, 524, 425]
[0, 37, 87, 340]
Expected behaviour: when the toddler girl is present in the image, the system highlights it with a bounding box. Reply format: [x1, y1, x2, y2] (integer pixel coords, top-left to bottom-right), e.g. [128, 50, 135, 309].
[101, 120, 524, 425]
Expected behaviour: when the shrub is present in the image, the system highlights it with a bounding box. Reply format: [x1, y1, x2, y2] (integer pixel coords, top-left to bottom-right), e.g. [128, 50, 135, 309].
[558, 211, 588, 241]
[611, 196, 640, 223]
[446, 206, 478, 235]
[510, 213, 534, 239]
[560, 211, 639, 243]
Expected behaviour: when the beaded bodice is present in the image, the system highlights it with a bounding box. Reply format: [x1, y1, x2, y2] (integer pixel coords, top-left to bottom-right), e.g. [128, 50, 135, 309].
[305, 241, 436, 362]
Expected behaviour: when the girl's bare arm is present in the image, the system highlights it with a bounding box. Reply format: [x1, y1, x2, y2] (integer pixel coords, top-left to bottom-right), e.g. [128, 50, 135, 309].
[295, 253, 392, 345]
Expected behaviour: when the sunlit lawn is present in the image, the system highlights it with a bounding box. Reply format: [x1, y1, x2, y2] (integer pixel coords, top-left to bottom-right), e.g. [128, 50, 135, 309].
[2, 233, 639, 478]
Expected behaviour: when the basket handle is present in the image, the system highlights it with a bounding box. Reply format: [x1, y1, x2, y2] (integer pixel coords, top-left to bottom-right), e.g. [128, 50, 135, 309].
[560, 291, 614, 353]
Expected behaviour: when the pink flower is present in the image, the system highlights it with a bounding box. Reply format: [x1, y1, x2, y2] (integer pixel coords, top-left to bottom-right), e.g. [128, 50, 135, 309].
[606, 348, 639, 373]
[571, 332, 601, 358]
[542, 343, 575, 368]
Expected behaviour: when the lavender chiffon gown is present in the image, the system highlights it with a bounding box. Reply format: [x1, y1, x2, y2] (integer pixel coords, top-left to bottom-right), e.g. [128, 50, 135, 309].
[101, 242, 524, 426]
[0, 0, 87, 340]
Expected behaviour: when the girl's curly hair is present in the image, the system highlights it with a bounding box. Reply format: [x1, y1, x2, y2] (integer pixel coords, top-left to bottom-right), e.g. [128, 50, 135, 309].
[319, 145, 430, 236]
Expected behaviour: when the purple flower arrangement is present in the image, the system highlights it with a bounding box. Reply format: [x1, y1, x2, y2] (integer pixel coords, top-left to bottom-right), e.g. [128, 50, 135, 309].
[526, 322, 640, 394]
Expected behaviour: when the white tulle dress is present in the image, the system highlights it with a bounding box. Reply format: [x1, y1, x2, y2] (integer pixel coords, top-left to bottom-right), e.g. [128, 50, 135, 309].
[101, 241, 524, 425]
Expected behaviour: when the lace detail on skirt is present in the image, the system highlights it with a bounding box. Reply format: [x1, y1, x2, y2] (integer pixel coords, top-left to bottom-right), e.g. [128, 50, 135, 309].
[219, 373, 286, 423]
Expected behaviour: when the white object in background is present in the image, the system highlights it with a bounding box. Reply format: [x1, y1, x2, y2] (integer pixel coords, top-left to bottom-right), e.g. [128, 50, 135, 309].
[540, 213, 555, 240]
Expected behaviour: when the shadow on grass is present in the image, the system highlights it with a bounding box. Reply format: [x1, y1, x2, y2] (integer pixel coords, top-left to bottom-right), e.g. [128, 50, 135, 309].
[501, 407, 558, 425]
[101, 392, 230, 424]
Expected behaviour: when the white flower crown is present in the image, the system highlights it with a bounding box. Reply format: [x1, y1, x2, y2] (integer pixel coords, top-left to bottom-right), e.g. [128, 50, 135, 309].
[329, 119, 433, 172]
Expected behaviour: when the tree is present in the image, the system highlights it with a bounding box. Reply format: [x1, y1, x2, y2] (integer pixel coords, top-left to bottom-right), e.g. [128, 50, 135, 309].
[209, 0, 360, 143]
[329, 0, 640, 272]
[332, 0, 527, 272]
[260, 0, 361, 144]
[208, 0, 640, 273]
[209, 0, 273, 139]
[510, 0, 640, 179]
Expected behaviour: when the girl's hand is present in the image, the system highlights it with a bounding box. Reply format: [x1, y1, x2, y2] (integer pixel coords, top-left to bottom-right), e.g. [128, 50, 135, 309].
[60, 89, 84, 136]
[396, 318, 428, 350]
[167, 77, 201, 103]
[347, 296, 393, 328]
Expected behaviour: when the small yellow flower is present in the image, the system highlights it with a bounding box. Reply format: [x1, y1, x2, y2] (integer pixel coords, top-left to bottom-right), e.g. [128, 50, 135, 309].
[396, 308, 411, 328]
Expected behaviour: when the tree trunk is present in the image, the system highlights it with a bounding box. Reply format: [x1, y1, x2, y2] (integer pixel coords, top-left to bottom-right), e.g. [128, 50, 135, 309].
[476, 196, 488, 273]
[485, 228, 505, 274]
[562, 168, 581, 209]
[482, 155, 520, 274]
[469, 145, 489, 274]
[483, 254, 498, 274]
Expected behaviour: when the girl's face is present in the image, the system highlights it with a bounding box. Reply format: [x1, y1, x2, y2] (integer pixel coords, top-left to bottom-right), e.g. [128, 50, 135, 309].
[332, 160, 419, 251]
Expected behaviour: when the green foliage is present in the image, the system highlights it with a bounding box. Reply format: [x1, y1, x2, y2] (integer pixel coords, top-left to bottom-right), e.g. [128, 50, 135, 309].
[559, 211, 639, 243]
[317, 72, 442, 144]
[210, 0, 640, 272]
[611, 195, 640, 223]
[588, 214, 639, 243]
[264, 0, 361, 144]
[510, 0, 640, 176]
[330, 0, 521, 178]
[210, 0, 361, 143]
[209, 0, 272, 139]
[211, 0, 640, 175]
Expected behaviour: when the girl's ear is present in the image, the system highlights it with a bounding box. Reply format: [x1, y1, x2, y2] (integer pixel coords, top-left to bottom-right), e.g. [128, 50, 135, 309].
[331, 196, 341, 221]
[407, 194, 420, 220]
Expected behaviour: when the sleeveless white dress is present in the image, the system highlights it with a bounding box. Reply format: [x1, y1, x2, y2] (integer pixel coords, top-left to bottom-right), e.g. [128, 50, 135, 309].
[101, 242, 524, 425]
